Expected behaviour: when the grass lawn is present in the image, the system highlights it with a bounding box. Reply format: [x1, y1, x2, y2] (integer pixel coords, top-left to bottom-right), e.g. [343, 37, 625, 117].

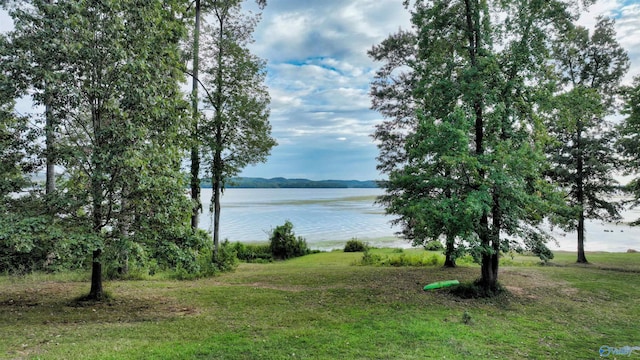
[1, 250, 639, 359]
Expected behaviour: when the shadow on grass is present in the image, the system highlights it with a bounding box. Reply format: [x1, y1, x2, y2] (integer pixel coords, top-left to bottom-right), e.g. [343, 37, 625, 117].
[0, 282, 197, 326]
[448, 280, 506, 299]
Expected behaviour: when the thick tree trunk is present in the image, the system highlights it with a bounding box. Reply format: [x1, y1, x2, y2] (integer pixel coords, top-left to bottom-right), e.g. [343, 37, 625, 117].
[577, 211, 588, 263]
[88, 249, 104, 300]
[190, 0, 202, 231]
[88, 170, 105, 300]
[444, 234, 456, 268]
[480, 251, 499, 289]
[478, 211, 499, 289]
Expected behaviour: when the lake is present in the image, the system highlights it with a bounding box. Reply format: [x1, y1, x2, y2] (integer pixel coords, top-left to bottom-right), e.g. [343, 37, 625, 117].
[199, 188, 640, 252]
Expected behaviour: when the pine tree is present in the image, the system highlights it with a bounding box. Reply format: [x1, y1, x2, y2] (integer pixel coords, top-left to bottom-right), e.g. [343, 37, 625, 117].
[545, 17, 629, 263]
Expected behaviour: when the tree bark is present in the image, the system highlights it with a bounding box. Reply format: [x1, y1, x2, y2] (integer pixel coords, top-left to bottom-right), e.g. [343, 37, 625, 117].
[464, 0, 498, 290]
[211, 6, 227, 263]
[577, 211, 587, 263]
[44, 0, 55, 195]
[88, 249, 104, 300]
[480, 251, 499, 289]
[190, 0, 202, 231]
[444, 234, 456, 268]
[212, 166, 221, 262]
[45, 96, 55, 194]
[210, 127, 222, 263]
[576, 121, 588, 263]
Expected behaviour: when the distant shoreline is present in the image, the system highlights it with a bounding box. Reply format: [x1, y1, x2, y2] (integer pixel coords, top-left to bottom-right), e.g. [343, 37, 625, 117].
[201, 177, 380, 189]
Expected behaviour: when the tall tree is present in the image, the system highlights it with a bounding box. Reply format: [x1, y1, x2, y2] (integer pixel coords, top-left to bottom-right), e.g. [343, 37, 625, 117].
[196, 0, 275, 262]
[372, 0, 576, 291]
[545, 17, 629, 263]
[43, 0, 55, 195]
[2, 0, 62, 195]
[189, 0, 202, 231]
[369, 29, 464, 267]
[7, 0, 194, 299]
[618, 77, 640, 224]
[187, 0, 267, 232]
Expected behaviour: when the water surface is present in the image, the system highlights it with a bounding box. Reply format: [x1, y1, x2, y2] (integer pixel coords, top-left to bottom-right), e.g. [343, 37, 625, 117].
[199, 188, 640, 252]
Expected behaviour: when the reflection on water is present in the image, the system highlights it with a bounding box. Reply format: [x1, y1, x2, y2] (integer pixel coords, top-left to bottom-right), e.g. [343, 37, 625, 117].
[199, 188, 640, 252]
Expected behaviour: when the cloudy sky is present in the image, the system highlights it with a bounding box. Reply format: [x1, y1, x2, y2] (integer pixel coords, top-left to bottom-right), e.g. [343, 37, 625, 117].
[241, 0, 640, 180]
[2, 1, 640, 180]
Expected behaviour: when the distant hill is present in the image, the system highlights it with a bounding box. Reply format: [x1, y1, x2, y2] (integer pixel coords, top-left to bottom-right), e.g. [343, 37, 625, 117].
[201, 177, 379, 189]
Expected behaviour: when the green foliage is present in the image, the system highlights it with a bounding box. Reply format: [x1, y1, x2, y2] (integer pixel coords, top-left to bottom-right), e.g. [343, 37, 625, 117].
[424, 240, 444, 252]
[370, 0, 579, 289]
[545, 18, 629, 262]
[268, 221, 310, 260]
[195, 0, 276, 255]
[232, 242, 273, 263]
[462, 310, 473, 325]
[618, 76, 640, 223]
[0, 1, 209, 295]
[522, 234, 555, 263]
[344, 238, 368, 252]
[213, 240, 239, 273]
[0, 194, 95, 274]
[357, 249, 442, 267]
[359, 248, 383, 266]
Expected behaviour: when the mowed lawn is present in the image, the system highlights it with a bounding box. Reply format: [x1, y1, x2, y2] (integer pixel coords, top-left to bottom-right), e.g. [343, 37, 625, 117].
[1, 250, 638, 359]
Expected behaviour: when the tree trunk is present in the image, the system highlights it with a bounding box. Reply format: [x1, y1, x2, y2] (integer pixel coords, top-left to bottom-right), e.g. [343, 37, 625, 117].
[480, 251, 499, 290]
[211, 115, 223, 262]
[212, 165, 221, 262]
[190, 0, 202, 231]
[45, 0, 56, 195]
[88, 249, 104, 300]
[576, 122, 588, 263]
[211, 7, 226, 263]
[444, 234, 456, 268]
[45, 97, 55, 195]
[577, 211, 588, 263]
[117, 196, 130, 276]
[89, 168, 105, 300]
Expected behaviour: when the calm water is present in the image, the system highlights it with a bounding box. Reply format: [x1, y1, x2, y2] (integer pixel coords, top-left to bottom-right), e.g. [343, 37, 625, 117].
[199, 188, 640, 252]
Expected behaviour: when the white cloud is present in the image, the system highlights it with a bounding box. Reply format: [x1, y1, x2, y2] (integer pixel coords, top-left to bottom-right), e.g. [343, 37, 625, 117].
[2, 1, 638, 181]
[577, 1, 640, 83]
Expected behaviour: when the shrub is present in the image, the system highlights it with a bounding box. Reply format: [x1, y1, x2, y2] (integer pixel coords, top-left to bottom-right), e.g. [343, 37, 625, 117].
[357, 250, 443, 267]
[213, 239, 239, 272]
[360, 248, 383, 265]
[424, 240, 444, 251]
[232, 242, 273, 263]
[269, 221, 309, 260]
[344, 238, 368, 252]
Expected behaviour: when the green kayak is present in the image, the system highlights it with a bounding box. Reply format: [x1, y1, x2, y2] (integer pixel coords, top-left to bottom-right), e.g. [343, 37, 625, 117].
[423, 279, 460, 291]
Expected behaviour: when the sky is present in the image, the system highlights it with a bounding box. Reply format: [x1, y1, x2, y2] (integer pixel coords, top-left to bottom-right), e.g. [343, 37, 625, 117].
[2, 1, 640, 181]
[239, 0, 640, 181]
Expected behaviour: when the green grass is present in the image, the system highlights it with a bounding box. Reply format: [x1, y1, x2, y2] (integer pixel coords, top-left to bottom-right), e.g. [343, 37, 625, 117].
[1, 250, 639, 359]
